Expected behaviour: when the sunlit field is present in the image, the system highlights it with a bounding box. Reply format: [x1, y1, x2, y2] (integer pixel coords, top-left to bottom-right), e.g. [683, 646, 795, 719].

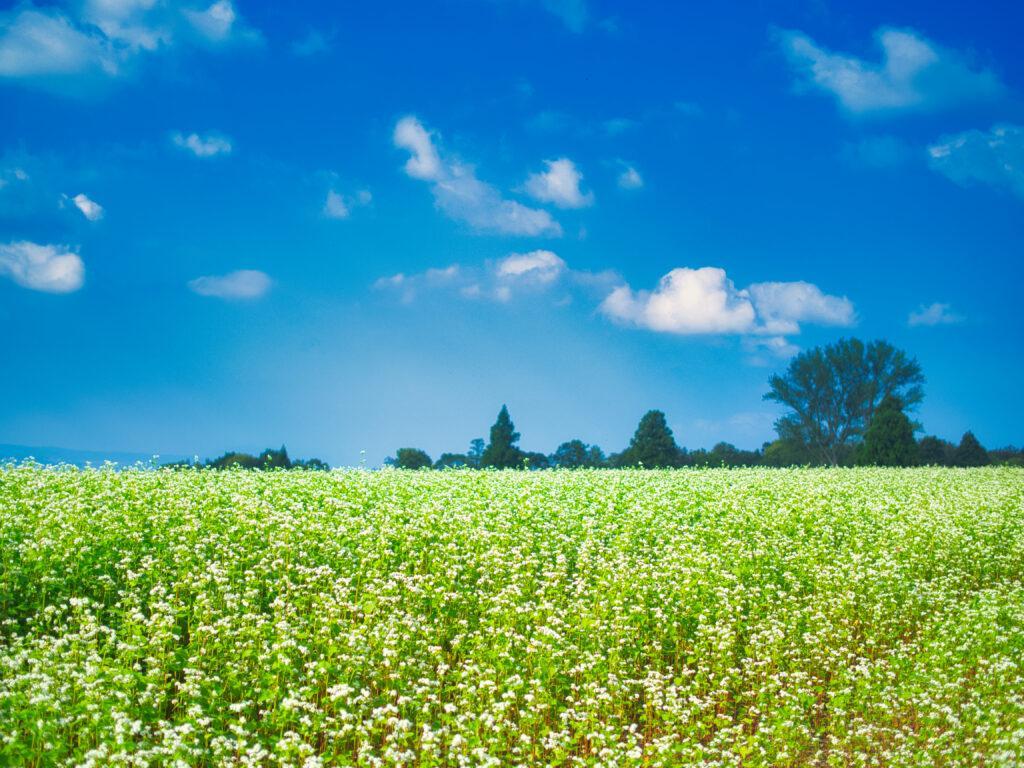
[1, 467, 1022, 767]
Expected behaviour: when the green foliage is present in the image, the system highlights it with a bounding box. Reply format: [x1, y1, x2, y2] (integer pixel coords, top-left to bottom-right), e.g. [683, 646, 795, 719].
[858, 395, 920, 466]
[761, 437, 815, 467]
[954, 431, 990, 467]
[765, 338, 925, 465]
[616, 410, 683, 468]
[481, 405, 525, 469]
[1, 467, 1023, 765]
[918, 435, 955, 466]
[434, 452, 471, 469]
[522, 451, 551, 470]
[550, 439, 607, 468]
[391, 447, 433, 470]
[202, 445, 328, 471]
[467, 438, 486, 468]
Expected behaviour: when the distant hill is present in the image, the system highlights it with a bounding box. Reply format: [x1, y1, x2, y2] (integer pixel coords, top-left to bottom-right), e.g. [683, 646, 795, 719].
[0, 444, 189, 468]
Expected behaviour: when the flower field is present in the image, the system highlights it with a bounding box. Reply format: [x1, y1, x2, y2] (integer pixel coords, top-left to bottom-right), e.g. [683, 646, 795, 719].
[1, 467, 1022, 767]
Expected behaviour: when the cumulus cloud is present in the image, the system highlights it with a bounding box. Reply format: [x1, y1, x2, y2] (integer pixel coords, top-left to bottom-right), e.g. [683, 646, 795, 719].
[747, 281, 855, 335]
[617, 164, 643, 189]
[0, 241, 84, 293]
[0, 0, 257, 88]
[495, 250, 566, 284]
[599, 267, 854, 340]
[600, 268, 756, 335]
[776, 26, 1002, 116]
[523, 158, 594, 209]
[908, 302, 964, 327]
[188, 269, 271, 299]
[928, 124, 1024, 200]
[393, 116, 562, 237]
[172, 131, 232, 157]
[394, 117, 443, 181]
[68, 193, 104, 221]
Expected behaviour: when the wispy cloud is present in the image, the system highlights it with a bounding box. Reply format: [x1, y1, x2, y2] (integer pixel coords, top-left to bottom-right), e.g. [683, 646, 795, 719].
[775, 26, 1002, 116]
[172, 131, 233, 158]
[538, 0, 588, 32]
[928, 124, 1024, 200]
[393, 116, 562, 237]
[323, 188, 371, 219]
[291, 28, 332, 56]
[523, 158, 594, 209]
[0, 1, 259, 89]
[908, 302, 964, 327]
[374, 250, 614, 304]
[188, 269, 271, 299]
[0, 241, 84, 293]
[616, 163, 643, 189]
[600, 267, 854, 343]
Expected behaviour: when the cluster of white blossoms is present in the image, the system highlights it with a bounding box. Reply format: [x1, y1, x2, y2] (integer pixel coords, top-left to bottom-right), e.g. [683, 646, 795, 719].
[0, 466, 1022, 766]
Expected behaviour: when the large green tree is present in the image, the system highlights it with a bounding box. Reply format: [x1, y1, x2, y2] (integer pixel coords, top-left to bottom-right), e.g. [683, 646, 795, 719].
[481, 405, 525, 468]
[954, 431, 989, 467]
[616, 410, 682, 468]
[764, 338, 924, 465]
[918, 436, 954, 466]
[857, 395, 919, 466]
[391, 447, 433, 469]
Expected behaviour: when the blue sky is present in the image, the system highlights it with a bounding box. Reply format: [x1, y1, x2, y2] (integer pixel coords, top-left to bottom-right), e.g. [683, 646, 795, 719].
[1, 0, 1022, 465]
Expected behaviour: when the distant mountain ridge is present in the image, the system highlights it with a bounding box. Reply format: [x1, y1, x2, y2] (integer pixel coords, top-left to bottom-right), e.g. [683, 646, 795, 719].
[0, 444, 188, 468]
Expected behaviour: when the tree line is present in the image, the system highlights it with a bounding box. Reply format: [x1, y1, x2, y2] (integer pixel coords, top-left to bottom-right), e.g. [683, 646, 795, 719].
[389, 338, 1021, 469]
[167, 445, 331, 471]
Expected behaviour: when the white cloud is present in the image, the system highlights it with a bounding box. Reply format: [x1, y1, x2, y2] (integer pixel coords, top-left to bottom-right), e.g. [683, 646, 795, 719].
[376, 250, 581, 303]
[323, 188, 371, 219]
[182, 0, 258, 44]
[0, 241, 84, 293]
[747, 281, 855, 335]
[188, 269, 271, 299]
[0, 166, 29, 190]
[0, 0, 257, 88]
[0, 8, 117, 78]
[617, 164, 643, 189]
[393, 115, 562, 237]
[908, 302, 964, 327]
[600, 267, 756, 334]
[82, 0, 170, 51]
[323, 190, 349, 219]
[599, 267, 854, 340]
[744, 336, 801, 365]
[524, 158, 594, 208]
[776, 27, 1002, 116]
[394, 116, 443, 181]
[928, 124, 1024, 200]
[70, 193, 104, 221]
[496, 250, 566, 284]
[172, 131, 232, 157]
